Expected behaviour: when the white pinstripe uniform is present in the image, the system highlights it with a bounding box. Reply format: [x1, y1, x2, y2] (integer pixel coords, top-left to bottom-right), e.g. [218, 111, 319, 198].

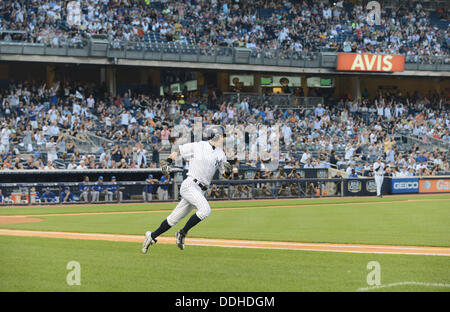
[373, 161, 385, 196]
[166, 141, 227, 226]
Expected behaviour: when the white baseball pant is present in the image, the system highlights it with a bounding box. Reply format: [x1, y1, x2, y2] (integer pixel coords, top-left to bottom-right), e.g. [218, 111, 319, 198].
[375, 175, 384, 196]
[166, 177, 211, 227]
[113, 191, 123, 202]
[92, 191, 112, 201]
[143, 192, 153, 201]
[80, 191, 90, 202]
[157, 187, 169, 201]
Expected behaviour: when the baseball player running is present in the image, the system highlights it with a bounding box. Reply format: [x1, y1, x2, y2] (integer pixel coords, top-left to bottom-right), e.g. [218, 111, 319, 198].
[142, 130, 231, 253]
[373, 157, 385, 197]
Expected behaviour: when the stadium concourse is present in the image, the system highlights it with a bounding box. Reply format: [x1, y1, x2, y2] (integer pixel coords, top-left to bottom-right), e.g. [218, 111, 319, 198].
[0, 79, 449, 177]
[0, 0, 448, 64]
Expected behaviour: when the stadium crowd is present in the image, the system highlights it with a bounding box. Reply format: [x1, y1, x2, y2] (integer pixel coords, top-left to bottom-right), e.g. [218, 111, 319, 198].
[0, 79, 449, 179]
[0, 0, 448, 63]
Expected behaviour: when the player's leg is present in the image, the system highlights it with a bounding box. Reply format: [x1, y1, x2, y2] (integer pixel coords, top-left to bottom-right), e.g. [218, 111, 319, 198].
[91, 191, 98, 202]
[375, 176, 382, 197]
[142, 197, 193, 254]
[176, 181, 211, 249]
[379, 176, 384, 197]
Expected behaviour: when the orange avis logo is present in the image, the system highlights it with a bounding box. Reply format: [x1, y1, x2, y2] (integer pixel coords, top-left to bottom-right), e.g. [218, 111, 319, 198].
[337, 53, 405, 72]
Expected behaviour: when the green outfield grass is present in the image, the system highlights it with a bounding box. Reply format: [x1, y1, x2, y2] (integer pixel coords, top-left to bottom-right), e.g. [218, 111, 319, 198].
[1, 195, 449, 292]
[0, 194, 449, 216]
[1, 236, 449, 292]
[1, 197, 449, 246]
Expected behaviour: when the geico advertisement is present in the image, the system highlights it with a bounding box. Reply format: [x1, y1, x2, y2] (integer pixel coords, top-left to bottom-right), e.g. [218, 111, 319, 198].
[391, 178, 419, 194]
[419, 179, 450, 193]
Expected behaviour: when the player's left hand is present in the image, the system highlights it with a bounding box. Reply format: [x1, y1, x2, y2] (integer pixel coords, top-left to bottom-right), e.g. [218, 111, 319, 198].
[224, 161, 232, 179]
[161, 160, 171, 176]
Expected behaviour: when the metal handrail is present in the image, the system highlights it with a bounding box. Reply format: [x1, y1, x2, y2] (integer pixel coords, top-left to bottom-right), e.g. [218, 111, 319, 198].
[1, 39, 449, 68]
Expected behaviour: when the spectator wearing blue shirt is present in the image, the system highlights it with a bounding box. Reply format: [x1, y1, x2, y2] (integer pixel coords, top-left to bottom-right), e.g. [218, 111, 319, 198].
[41, 188, 57, 203]
[157, 174, 170, 200]
[314, 104, 325, 117]
[415, 152, 427, 164]
[60, 187, 74, 203]
[0, 189, 4, 204]
[28, 104, 38, 129]
[108, 176, 122, 202]
[34, 146, 41, 160]
[349, 169, 358, 178]
[143, 174, 158, 201]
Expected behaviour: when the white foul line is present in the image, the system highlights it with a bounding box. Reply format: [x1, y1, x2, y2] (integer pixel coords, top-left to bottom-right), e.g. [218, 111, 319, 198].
[357, 281, 450, 291]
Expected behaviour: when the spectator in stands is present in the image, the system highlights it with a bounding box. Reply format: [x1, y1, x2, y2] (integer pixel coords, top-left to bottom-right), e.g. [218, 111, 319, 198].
[208, 184, 223, 199]
[304, 158, 314, 169]
[300, 149, 312, 164]
[349, 169, 358, 178]
[45, 136, 58, 163]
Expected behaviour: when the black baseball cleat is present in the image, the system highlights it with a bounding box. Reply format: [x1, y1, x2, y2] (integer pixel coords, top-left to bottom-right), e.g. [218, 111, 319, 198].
[176, 231, 186, 250]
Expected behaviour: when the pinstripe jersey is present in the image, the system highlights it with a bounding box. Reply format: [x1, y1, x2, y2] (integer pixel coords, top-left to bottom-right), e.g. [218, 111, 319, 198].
[373, 161, 385, 176]
[179, 141, 227, 186]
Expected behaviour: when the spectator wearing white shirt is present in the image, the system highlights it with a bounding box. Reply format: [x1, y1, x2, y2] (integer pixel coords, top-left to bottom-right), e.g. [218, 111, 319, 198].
[344, 144, 355, 160]
[46, 137, 58, 163]
[314, 104, 325, 117]
[300, 149, 312, 164]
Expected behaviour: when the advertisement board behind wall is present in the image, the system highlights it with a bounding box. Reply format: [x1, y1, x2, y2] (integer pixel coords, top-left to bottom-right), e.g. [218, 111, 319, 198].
[419, 179, 450, 193]
[391, 178, 419, 194]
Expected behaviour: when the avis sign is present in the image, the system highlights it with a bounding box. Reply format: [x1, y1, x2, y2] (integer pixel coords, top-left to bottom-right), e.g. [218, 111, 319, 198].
[337, 53, 405, 72]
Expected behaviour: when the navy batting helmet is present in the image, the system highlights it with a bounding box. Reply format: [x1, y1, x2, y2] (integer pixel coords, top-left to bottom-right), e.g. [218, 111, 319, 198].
[206, 126, 225, 141]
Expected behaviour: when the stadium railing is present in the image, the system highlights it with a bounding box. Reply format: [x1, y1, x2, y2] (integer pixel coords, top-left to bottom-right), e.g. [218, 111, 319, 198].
[1, 39, 449, 71]
[0, 177, 344, 205]
[2, 175, 450, 206]
[222, 93, 324, 109]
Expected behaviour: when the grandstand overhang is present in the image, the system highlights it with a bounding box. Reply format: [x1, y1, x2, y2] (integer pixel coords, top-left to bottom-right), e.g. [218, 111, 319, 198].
[1, 54, 449, 77]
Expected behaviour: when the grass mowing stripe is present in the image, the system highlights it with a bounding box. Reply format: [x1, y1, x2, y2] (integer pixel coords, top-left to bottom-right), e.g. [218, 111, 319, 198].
[1, 235, 449, 292]
[1, 200, 449, 247]
[2, 229, 449, 256]
[13, 197, 450, 218]
[1, 194, 449, 216]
